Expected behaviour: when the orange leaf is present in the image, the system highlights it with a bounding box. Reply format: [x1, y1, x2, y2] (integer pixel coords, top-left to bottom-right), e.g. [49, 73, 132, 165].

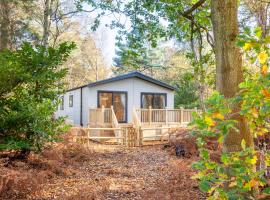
[261, 65, 268, 76]
[249, 179, 257, 187]
[212, 112, 224, 120]
[262, 89, 270, 97]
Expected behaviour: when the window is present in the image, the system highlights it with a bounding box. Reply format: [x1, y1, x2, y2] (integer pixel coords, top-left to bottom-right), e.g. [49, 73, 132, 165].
[69, 95, 73, 107]
[60, 96, 64, 110]
[98, 91, 127, 123]
[141, 93, 166, 109]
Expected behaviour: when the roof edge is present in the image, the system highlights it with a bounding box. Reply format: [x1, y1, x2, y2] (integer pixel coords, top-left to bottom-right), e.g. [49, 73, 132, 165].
[66, 71, 175, 92]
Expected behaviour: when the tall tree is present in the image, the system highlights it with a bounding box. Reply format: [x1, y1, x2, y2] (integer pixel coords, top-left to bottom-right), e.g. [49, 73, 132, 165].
[42, 0, 55, 46]
[0, 0, 10, 50]
[113, 40, 167, 76]
[243, 0, 270, 37]
[211, 0, 253, 151]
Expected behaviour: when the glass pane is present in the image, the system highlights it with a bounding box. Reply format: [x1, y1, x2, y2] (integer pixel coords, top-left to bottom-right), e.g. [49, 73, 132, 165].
[153, 94, 165, 109]
[69, 95, 73, 107]
[142, 94, 153, 108]
[99, 92, 112, 108]
[113, 93, 126, 122]
[60, 96, 64, 110]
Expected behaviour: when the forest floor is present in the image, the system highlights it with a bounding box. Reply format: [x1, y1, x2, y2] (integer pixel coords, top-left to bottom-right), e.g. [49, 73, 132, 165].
[0, 129, 205, 200]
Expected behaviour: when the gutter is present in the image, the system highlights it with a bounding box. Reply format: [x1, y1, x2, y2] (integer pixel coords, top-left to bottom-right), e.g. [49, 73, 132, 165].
[80, 87, 83, 126]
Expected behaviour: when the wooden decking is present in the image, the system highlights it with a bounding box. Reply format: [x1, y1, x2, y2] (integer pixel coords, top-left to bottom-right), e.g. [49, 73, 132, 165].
[81, 106, 199, 147]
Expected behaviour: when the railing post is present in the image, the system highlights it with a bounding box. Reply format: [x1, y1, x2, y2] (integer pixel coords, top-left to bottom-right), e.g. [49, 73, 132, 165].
[139, 127, 143, 146]
[125, 128, 128, 147]
[101, 106, 105, 137]
[180, 107, 184, 125]
[110, 105, 114, 125]
[149, 106, 152, 125]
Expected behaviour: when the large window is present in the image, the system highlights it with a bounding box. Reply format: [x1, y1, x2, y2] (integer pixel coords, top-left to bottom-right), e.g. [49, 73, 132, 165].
[69, 95, 73, 107]
[141, 93, 166, 109]
[98, 91, 127, 123]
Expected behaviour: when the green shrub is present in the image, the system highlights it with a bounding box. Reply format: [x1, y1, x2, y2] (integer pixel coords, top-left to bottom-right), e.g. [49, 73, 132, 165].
[0, 42, 75, 153]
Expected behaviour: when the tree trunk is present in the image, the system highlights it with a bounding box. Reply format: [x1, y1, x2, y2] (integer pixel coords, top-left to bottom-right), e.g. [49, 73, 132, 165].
[255, 5, 269, 37]
[211, 0, 253, 152]
[244, 0, 270, 38]
[42, 0, 54, 47]
[0, 0, 11, 50]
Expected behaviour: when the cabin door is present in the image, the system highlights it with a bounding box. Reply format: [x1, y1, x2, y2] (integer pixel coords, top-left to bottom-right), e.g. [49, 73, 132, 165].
[98, 91, 127, 123]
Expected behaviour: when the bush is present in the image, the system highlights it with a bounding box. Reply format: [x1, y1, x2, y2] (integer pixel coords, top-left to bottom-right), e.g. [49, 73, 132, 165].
[191, 28, 270, 199]
[0, 42, 75, 153]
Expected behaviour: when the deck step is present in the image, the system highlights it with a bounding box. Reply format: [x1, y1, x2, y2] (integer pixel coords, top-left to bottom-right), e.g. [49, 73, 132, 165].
[119, 123, 133, 128]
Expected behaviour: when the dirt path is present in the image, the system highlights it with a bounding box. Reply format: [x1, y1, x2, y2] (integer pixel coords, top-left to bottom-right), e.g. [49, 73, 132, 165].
[29, 143, 204, 200]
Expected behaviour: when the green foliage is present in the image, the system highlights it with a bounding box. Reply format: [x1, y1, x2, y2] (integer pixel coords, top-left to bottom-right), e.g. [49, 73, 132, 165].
[237, 28, 270, 138]
[191, 28, 270, 199]
[113, 34, 167, 75]
[173, 72, 199, 108]
[0, 42, 75, 152]
[191, 93, 268, 199]
[81, 0, 211, 47]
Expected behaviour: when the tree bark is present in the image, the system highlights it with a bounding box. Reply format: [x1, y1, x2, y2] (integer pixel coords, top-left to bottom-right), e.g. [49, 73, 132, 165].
[42, 0, 54, 47]
[211, 0, 253, 152]
[244, 0, 270, 38]
[0, 0, 11, 50]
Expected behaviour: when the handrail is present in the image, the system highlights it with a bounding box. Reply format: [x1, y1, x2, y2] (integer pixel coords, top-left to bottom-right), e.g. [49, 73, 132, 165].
[110, 106, 119, 128]
[132, 107, 141, 128]
[132, 107, 142, 146]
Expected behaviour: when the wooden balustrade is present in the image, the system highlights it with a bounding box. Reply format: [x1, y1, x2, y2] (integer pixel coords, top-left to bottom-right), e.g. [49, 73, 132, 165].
[89, 106, 112, 127]
[132, 108, 142, 146]
[111, 106, 119, 128]
[86, 106, 200, 147]
[135, 107, 199, 125]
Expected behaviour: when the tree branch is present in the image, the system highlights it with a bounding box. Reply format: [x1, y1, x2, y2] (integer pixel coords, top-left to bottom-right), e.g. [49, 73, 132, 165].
[182, 0, 207, 16]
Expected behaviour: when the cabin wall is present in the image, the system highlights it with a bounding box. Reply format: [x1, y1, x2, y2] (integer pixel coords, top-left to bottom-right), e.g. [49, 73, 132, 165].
[54, 88, 81, 126]
[55, 77, 174, 126]
[132, 78, 174, 109]
[83, 78, 134, 125]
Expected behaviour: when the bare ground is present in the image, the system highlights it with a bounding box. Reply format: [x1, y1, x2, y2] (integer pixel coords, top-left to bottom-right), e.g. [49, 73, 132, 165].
[0, 132, 204, 200]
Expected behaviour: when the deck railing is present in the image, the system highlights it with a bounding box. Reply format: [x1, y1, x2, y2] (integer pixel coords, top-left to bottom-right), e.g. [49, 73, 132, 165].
[135, 107, 198, 125]
[89, 106, 112, 127]
[110, 106, 119, 128]
[86, 106, 200, 146]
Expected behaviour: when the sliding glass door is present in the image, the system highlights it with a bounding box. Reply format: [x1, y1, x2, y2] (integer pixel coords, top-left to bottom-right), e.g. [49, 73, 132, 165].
[98, 91, 127, 123]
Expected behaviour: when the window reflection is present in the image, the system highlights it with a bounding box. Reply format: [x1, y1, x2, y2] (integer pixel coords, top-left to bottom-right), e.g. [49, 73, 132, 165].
[141, 93, 166, 109]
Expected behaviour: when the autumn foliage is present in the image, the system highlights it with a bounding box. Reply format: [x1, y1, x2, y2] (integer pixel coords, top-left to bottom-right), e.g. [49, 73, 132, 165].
[191, 28, 270, 199]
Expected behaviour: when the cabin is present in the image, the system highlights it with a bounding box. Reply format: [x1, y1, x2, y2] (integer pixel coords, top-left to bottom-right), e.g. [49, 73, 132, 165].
[55, 71, 197, 146]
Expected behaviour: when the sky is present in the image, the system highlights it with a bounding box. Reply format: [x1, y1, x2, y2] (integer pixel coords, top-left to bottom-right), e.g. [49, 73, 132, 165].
[92, 20, 117, 66]
[78, 4, 120, 66]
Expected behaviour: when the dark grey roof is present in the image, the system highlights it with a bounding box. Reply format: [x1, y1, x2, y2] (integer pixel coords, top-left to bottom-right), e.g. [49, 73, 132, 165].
[67, 71, 175, 92]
